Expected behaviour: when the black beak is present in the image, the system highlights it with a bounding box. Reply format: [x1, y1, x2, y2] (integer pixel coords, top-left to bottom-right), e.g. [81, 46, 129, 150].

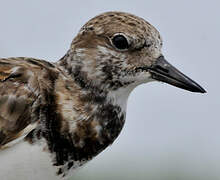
[148, 56, 206, 93]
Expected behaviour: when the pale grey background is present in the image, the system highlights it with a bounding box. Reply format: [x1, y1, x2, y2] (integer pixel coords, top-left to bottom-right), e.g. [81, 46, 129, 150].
[0, 0, 219, 180]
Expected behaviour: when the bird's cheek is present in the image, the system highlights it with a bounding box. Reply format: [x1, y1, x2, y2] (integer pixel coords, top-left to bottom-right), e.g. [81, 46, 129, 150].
[138, 55, 156, 68]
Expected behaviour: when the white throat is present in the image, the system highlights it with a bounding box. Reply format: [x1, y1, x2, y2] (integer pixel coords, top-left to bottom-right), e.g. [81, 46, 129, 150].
[107, 84, 136, 113]
[106, 74, 153, 113]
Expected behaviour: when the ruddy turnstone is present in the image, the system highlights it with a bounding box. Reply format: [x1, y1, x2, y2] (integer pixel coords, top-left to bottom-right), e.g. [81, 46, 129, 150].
[0, 11, 206, 180]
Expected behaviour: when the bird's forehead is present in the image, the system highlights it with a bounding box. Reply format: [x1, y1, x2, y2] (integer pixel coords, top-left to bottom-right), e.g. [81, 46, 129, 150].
[80, 12, 162, 43]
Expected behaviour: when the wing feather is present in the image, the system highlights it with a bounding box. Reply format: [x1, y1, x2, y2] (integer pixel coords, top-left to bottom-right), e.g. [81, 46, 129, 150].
[0, 57, 46, 147]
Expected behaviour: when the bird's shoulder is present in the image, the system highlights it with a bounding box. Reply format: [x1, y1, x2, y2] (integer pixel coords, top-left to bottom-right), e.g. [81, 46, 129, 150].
[0, 57, 58, 149]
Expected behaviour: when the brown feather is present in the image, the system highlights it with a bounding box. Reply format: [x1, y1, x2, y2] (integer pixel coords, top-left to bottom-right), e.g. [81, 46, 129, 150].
[0, 57, 56, 147]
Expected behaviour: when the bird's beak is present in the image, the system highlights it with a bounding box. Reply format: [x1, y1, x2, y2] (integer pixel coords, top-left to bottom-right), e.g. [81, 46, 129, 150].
[148, 56, 206, 93]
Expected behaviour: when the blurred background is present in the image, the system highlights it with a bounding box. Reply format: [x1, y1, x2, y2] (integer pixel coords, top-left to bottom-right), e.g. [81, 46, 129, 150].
[0, 0, 219, 179]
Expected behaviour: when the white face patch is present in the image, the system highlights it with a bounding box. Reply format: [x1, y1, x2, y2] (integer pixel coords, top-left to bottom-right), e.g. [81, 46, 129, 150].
[132, 71, 153, 84]
[97, 46, 127, 60]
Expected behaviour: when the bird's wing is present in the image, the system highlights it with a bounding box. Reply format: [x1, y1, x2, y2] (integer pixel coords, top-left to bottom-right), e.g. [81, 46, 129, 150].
[0, 57, 51, 148]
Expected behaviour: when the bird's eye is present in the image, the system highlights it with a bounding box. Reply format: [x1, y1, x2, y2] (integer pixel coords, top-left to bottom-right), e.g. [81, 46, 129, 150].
[112, 34, 129, 50]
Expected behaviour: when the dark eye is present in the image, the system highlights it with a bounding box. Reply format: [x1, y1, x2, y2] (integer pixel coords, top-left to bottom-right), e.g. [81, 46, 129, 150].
[112, 34, 129, 50]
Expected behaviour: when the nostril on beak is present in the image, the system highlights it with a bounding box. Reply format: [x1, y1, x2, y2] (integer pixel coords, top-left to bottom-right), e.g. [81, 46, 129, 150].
[154, 65, 169, 74]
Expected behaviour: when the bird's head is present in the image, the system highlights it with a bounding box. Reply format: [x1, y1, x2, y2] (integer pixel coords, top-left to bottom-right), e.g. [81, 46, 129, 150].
[66, 11, 205, 94]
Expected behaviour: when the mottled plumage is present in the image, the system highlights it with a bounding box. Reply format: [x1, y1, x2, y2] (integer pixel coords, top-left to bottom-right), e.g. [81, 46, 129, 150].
[0, 12, 205, 180]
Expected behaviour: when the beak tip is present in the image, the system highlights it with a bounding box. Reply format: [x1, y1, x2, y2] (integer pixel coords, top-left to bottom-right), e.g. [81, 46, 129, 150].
[191, 84, 206, 93]
[197, 87, 207, 94]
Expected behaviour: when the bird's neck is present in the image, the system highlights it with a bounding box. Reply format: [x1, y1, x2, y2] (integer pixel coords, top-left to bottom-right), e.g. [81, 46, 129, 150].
[57, 50, 131, 135]
[57, 49, 134, 112]
[40, 52, 134, 176]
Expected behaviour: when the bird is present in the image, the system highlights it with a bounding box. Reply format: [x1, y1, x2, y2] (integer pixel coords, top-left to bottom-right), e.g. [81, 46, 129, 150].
[0, 11, 206, 180]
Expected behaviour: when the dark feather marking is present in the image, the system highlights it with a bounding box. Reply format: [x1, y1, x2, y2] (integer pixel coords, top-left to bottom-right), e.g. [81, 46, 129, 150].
[28, 59, 55, 68]
[0, 132, 6, 145]
[2, 73, 22, 82]
[0, 61, 11, 65]
[28, 59, 43, 66]
[72, 65, 106, 104]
